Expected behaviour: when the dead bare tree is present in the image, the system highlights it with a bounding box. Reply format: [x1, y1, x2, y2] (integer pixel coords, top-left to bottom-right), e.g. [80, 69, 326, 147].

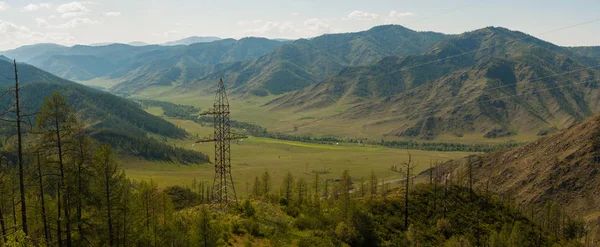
[391, 152, 416, 229]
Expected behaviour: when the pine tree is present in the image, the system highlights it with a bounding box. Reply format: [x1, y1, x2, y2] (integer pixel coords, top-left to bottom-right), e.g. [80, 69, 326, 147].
[92, 144, 124, 247]
[369, 170, 378, 200]
[314, 173, 320, 197]
[261, 170, 271, 196]
[73, 131, 93, 241]
[36, 91, 80, 247]
[281, 171, 294, 203]
[339, 170, 353, 219]
[251, 176, 261, 198]
[296, 178, 307, 204]
[194, 206, 218, 247]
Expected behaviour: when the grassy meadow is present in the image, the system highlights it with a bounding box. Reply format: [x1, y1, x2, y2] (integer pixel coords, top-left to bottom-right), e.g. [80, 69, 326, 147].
[122, 109, 473, 198]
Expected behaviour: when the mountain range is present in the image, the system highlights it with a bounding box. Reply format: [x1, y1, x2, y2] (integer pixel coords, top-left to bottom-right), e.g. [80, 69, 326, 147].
[269, 27, 600, 139]
[2, 25, 600, 140]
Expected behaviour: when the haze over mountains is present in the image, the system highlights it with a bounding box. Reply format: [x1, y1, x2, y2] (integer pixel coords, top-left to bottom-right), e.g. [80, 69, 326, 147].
[2, 24, 599, 140]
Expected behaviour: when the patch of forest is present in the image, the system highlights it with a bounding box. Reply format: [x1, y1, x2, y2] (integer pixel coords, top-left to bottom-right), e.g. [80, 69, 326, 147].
[89, 129, 209, 164]
[0, 82, 211, 164]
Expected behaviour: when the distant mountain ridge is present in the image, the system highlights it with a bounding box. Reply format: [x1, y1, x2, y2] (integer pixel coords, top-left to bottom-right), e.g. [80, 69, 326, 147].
[2, 25, 600, 141]
[196, 25, 449, 95]
[161, 36, 222, 46]
[0, 37, 285, 88]
[266, 27, 600, 139]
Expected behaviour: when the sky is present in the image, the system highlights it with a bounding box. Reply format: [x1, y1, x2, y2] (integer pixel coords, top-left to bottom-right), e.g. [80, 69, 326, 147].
[0, 0, 599, 50]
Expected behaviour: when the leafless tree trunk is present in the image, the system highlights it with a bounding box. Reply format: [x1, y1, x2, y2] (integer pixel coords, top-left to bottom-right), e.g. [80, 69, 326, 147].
[37, 152, 49, 244]
[13, 60, 28, 235]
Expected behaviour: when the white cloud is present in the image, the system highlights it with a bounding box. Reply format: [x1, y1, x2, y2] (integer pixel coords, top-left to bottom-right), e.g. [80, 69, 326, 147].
[104, 12, 121, 17]
[35, 18, 51, 28]
[239, 18, 339, 38]
[37, 17, 99, 29]
[61, 11, 87, 18]
[388, 10, 415, 19]
[385, 10, 415, 24]
[22, 3, 52, 12]
[49, 15, 57, 19]
[243, 21, 296, 36]
[0, 20, 76, 50]
[0, 2, 9, 11]
[346, 10, 379, 21]
[304, 18, 336, 34]
[0, 21, 27, 34]
[237, 20, 264, 26]
[56, 2, 90, 18]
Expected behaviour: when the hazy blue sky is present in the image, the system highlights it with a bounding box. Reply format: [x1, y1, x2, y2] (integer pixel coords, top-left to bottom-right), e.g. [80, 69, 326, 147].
[0, 0, 598, 50]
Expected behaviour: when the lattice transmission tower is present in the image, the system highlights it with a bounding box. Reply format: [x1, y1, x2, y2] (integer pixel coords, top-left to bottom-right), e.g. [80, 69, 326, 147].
[196, 79, 246, 207]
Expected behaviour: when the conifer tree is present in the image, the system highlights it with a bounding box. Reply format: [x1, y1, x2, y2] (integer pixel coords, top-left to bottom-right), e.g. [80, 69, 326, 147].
[36, 91, 79, 247]
[281, 171, 294, 203]
[92, 144, 124, 246]
[261, 170, 271, 196]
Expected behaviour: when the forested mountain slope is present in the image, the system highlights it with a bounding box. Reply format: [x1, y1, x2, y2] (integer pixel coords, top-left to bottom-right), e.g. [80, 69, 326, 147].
[0, 59, 208, 163]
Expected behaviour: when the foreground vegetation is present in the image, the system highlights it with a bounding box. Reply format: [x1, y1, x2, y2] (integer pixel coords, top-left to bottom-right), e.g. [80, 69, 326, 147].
[0, 91, 592, 247]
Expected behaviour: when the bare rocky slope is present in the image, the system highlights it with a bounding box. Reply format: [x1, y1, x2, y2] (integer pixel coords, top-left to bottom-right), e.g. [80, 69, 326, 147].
[421, 113, 600, 221]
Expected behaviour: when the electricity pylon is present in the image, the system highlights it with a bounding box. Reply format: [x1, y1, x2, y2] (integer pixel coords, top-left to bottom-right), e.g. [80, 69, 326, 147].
[196, 79, 246, 207]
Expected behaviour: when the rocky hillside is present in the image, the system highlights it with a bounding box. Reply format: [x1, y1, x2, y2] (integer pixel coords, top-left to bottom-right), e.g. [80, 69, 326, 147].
[420, 113, 600, 220]
[199, 25, 448, 95]
[267, 27, 600, 139]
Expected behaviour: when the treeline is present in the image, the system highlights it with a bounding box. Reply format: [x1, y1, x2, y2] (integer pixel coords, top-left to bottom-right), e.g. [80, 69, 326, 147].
[125, 167, 591, 246]
[198, 115, 520, 152]
[90, 129, 209, 164]
[378, 139, 522, 152]
[0, 90, 211, 247]
[0, 91, 185, 246]
[0, 82, 208, 163]
[8, 82, 189, 139]
[138, 99, 201, 119]
[0, 84, 207, 164]
[142, 99, 522, 153]
[0, 82, 201, 164]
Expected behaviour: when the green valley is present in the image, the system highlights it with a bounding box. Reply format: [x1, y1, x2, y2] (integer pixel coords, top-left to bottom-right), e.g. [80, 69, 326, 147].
[0, 4, 599, 245]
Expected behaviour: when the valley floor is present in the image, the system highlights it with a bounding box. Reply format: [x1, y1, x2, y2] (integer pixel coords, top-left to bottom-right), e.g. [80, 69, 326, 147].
[136, 86, 542, 144]
[121, 116, 472, 197]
